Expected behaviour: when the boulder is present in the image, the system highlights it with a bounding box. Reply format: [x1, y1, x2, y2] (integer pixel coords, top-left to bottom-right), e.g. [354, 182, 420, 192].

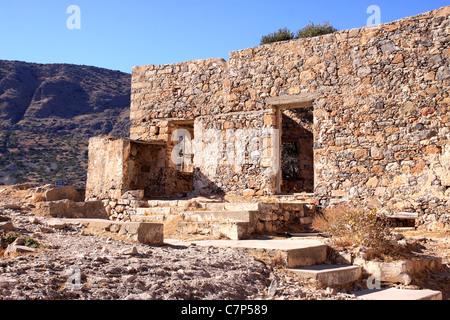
[45, 186, 80, 202]
[46, 218, 67, 229]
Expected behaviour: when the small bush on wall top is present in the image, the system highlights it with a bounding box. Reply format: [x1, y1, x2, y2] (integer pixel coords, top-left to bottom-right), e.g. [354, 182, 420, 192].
[260, 27, 295, 45]
[296, 21, 337, 39]
[260, 22, 337, 45]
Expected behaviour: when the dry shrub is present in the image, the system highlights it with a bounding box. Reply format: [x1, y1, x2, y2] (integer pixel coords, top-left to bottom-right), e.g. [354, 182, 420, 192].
[30, 192, 46, 203]
[182, 200, 204, 211]
[312, 206, 392, 248]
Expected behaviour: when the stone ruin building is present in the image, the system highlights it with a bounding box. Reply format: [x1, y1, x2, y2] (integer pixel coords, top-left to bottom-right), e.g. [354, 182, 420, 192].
[85, 6, 449, 239]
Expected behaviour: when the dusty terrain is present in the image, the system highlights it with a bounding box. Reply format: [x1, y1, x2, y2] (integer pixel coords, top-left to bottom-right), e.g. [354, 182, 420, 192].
[0, 186, 448, 300]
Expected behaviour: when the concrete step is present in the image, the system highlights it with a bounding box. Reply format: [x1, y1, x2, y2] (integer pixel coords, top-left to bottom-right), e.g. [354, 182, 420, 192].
[288, 265, 362, 287]
[165, 238, 328, 268]
[183, 210, 259, 223]
[354, 288, 442, 300]
[177, 221, 252, 240]
[286, 244, 328, 268]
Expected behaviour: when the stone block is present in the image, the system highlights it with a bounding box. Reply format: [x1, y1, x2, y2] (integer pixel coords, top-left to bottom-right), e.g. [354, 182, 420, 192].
[242, 189, 256, 197]
[422, 145, 441, 155]
[35, 200, 108, 219]
[359, 257, 442, 285]
[45, 186, 80, 202]
[263, 113, 277, 126]
[66, 219, 164, 245]
[354, 149, 368, 159]
[177, 221, 251, 240]
[125, 222, 164, 244]
[46, 218, 67, 229]
[121, 190, 145, 200]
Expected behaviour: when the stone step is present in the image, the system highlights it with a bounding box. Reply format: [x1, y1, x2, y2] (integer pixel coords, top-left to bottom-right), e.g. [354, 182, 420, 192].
[289, 232, 324, 238]
[199, 202, 260, 211]
[183, 210, 259, 223]
[177, 221, 252, 240]
[146, 199, 188, 207]
[385, 212, 419, 219]
[131, 214, 181, 223]
[136, 207, 175, 216]
[353, 288, 442, 300]
[288, 265, 362, 287]
[272, 193, 315, 199]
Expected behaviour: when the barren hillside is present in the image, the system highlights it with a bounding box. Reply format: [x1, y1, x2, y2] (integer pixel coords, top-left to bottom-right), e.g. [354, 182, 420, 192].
[0, 60, 131, 187]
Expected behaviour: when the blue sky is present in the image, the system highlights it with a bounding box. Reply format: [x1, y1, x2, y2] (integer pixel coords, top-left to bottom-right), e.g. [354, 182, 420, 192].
[0, 0, 448, 73]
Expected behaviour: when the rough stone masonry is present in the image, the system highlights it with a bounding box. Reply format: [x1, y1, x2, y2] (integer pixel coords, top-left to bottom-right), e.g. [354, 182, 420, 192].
[86, 6, 449, 229]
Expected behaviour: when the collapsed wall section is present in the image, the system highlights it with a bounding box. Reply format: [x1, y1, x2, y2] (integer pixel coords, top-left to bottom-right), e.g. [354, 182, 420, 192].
[85, 137, 167, 221]
[86, 137, 127, 200]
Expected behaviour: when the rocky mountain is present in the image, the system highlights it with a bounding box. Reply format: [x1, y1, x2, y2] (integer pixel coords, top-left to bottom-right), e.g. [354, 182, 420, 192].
[0, 60, 131, 187]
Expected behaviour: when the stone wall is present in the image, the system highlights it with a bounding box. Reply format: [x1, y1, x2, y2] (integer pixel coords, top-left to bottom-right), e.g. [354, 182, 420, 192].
[130, 58, 228, 139]
[85, 137, 168, 221]
[127, 6, 449, 226]
[192, 111, 279, 196]
[86, 137, 128, 200]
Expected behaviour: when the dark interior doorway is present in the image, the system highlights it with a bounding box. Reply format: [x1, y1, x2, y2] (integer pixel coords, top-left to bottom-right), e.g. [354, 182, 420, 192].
[280, 107, 314, 193]
[170, 120, 194, 195]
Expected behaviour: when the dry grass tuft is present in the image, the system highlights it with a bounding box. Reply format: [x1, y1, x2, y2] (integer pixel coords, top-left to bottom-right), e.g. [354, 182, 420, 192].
[312, 205, 392, 249]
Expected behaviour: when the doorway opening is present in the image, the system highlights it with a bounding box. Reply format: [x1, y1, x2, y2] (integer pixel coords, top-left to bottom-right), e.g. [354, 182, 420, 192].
[280, 107, 314, 194]
[168, 120, 195, 195]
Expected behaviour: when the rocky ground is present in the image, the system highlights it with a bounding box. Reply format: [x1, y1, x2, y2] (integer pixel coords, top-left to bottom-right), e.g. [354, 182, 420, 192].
[0, 192, 354, 301]
[0, 186, 448, 301]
